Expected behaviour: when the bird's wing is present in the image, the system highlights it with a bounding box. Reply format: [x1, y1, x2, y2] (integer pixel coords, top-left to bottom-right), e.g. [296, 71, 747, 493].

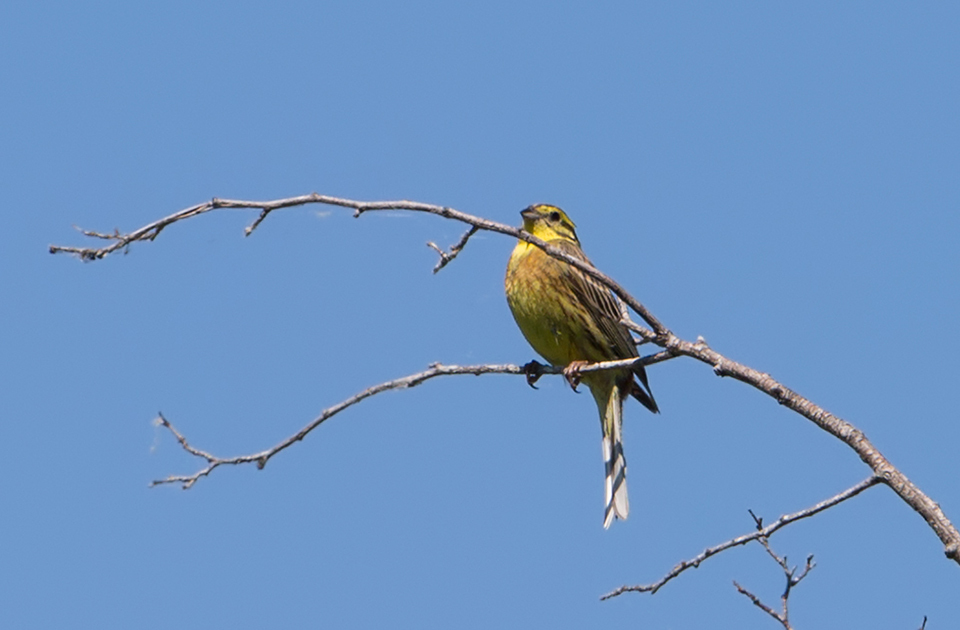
[552, 240, 659, 412]
[552, 240, 638, 360]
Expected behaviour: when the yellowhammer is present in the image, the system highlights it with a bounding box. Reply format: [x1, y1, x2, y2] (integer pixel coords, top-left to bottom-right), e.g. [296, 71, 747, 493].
[504, 204, 658, 528]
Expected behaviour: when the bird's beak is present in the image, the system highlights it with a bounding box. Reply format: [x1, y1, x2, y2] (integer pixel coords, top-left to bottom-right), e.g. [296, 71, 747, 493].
[520, 206, 538, 222]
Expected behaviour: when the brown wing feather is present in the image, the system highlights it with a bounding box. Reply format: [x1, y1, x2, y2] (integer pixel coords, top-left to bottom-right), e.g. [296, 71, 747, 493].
[552, 240, 659, 413]
[552, 241, 635, 357]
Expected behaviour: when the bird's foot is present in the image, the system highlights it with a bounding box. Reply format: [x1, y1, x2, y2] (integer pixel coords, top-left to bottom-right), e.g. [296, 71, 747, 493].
[521, 360, 545, 389]
[563, 360, 589, 392]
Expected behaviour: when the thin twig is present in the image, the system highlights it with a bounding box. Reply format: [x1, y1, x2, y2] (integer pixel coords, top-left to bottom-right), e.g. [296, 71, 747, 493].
[76, 226, 123, 240]
[734, 581, 788, 628]
[427, 225, 479, 273]
[601, 476, 879, 600]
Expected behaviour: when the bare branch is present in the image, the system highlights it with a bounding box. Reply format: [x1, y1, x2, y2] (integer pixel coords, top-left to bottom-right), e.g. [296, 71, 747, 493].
[153, 354, 675, 489]
[152, 362, 521, 488]
[51, 200, 211, 260]
[54, 194, 960, 565]
[601, 476, 879, 600]
[621, 323, 960, 565]
[49, 194, 666, 333]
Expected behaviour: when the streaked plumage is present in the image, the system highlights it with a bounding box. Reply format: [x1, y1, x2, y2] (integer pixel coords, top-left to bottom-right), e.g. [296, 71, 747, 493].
[504, 204, 658, 528]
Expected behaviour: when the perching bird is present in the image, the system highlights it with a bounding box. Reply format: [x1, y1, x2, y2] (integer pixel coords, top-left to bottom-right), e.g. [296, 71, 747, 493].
[504, 204, 658, 528]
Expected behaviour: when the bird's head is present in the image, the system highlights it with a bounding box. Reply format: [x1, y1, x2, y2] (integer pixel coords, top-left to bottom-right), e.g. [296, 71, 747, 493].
[519, 204, 579, 244]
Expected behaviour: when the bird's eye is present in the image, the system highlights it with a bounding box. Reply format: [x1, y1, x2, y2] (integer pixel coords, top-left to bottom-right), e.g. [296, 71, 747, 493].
[549, 211, 561, 222]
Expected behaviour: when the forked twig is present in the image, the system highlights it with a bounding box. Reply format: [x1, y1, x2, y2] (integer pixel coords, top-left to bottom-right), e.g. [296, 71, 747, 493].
[601, 476, 879, 600]
[733, 530, 816, 629]
[427, 225, 480, 273]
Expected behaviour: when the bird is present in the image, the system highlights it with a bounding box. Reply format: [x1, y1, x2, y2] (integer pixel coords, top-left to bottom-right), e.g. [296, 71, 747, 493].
[504, 204, 658, 528]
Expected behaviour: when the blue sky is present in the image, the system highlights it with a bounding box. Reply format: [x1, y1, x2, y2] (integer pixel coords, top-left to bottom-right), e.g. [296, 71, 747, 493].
[2, 2, 958, 628]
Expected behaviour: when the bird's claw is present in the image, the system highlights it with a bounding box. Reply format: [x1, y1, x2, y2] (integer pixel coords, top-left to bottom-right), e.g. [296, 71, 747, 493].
[563, 360, 589, 392]
[522, 360, 545, 389]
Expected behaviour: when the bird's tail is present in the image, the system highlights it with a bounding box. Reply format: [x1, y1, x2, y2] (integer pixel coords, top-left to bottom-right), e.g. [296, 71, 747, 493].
[599, 384, 629, 529]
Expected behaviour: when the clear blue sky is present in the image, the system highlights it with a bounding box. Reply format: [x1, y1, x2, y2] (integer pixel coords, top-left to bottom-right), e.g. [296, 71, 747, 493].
[2, 2, 958, 628]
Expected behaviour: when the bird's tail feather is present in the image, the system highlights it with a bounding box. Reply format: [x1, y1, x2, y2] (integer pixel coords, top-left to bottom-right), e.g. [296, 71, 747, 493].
[601, 385, 629, 529]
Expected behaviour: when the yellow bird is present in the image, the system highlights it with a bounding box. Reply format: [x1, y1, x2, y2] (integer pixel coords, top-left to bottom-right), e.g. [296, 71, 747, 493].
[504, 204, 658, 528]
